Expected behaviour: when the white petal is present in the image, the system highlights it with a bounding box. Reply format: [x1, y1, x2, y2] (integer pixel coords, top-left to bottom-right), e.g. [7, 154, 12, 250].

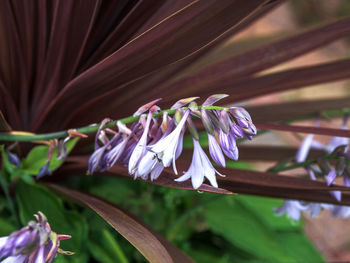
[150, 164, 164, 181]
[137, 152, 157, 179]
[175, 171, 192, 182]
[128, 113, 152, 173]
[0, 236, 8, 250]
[2, 255, 27, 263]
[191, 172, 204, 189]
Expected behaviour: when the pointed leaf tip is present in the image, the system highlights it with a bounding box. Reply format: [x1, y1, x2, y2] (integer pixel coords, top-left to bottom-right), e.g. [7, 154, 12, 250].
[133, 98, 162, 116]
[171, 97, 199, 110]
[203, 94, 229, 106]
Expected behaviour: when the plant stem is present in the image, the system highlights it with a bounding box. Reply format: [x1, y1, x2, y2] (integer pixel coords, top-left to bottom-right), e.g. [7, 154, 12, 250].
[0, 106, 225, 142]
[268, 155, 341, 173]
[0, 172, 21, 227]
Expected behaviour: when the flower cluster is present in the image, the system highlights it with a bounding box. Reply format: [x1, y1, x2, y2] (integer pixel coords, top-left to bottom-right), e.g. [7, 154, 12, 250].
[0, 211, 71, 263]
[275, 116, 350, 220]
[88, 95, 256, 189]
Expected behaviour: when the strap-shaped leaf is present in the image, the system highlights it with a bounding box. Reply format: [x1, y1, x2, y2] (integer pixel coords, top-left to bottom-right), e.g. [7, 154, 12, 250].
[161, 18, 350, 98]
[246, 97, 350, 123]
[36, 0, 268, 130]
[58, 156, 350, 206]
[61, 156, 233, 195]
[195, 58, 350, 103]
[55, 0, 284, 128]
[256, 123, 350, 138]
[47, 183, 194, 263]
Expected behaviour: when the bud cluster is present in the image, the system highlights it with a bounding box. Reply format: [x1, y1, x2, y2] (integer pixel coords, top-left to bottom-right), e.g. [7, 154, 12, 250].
[88, 95, 257, 189]
[0, 212, 71, 262]
[276, 116, 350, 219]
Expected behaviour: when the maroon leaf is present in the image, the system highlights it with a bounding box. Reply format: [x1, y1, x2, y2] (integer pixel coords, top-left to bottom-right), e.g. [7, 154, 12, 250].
[54, 0, 284, 128]
[36, 0, 268, 130]
[222, 146, 324, 161]
[161, 18, 350, 98]
[246, 97, 350, 123]
[0, 111, 11, 132]
[256, 123, 350, 138]
[47, 183, 194, 263]
[218, 179, 350, 206]
[59, 156, 350, 202]
[59, 156, 233, 195]
[178, 58, 350, 104]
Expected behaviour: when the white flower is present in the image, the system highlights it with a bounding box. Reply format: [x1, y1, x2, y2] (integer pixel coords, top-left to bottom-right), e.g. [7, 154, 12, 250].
[147, 109, 190, 174]
[128, 112, 153, 175]
[175, 138, 224, 189]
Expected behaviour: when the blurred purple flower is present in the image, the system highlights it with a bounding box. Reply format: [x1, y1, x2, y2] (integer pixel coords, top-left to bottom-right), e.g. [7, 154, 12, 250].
[37, 163, 52, 179]
[208, 134, 225, 167]
[274, 200, 308, 221]
[7, 152, 20, 167]
[0, 212, 71, 263]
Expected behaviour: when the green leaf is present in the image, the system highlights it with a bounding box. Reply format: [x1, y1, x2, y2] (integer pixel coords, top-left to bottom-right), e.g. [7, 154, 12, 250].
[47, 183, 194, 263]
[0, 217, 16, 235]
[276, 232, 325, 262]
[204, 197, 290, 262]
[88, 229, 129, 263]
[235, 195, 301, 230]
[204, 195, 324, 262]
[15, 180, 88, 263]
[21, 138, 78, 174]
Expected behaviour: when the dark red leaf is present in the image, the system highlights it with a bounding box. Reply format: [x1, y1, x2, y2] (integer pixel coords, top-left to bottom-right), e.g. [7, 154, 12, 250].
[256, 123, 350, 138]
[47, 184, 194, 263]
[246, 97, 350, 123]
[37, 0, 268, 130]
[175, 58, 350, 104]
[61, 0, 285, 128]
[160, 18, 350, 98]
[59, 156, 233, 195]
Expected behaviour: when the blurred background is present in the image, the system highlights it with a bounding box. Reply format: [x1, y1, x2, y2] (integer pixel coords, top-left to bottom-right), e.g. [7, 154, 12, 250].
[5, 1, 350, 262]
[59, 1, 350, 262]
[237, 1, 350, 261]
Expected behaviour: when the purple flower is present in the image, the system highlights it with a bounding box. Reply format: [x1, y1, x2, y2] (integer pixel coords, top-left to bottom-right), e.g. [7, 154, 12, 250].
[7, 152, 20, 167]
[219, 130, 238, 161]
[128, 112, 153, 175]
[274, 200, 308, 221]
[208, 134, 225, 167]
[0, 212, 71, 263]
[37, 163, 52, 179]
[147, 109, 190, 174]
[295, 134, 314, 163]
[175, 138, 224, 189]
[332, 205, 350, 218]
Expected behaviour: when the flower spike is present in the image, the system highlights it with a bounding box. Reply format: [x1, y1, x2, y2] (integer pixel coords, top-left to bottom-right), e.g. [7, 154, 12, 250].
[89, 98, 256, 189]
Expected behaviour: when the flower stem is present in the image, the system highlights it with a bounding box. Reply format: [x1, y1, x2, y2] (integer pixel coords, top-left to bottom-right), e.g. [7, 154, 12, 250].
[0, 106, 226, 142]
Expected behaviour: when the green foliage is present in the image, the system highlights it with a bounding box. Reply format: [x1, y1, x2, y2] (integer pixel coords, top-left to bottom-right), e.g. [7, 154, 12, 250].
[15, 180, 88, 263]
[63, 175, 325, 263]
[0, 141, 325, 262]
[21, 138, 78, 175]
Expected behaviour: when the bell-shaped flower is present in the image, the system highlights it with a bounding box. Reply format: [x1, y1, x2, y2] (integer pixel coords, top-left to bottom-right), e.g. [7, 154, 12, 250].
[147, 109, 190, 174]
[128, 112, 153, 175]
[274, 200, 309, 221]
[219, 130, 238, 160]
[0, 212, 71, 263]
[175, 138, 224, 189]
[208, 134, 225, 167]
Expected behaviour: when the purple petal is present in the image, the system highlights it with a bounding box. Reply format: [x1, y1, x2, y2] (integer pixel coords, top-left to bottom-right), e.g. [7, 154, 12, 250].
[330, 190, 342, 202]
[7, 152, 20, 167]
[202, 94, 228, 106]
[208, 134, 225, 167]
[296, 134, 314, 163]
[325, 170, 337, 186]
